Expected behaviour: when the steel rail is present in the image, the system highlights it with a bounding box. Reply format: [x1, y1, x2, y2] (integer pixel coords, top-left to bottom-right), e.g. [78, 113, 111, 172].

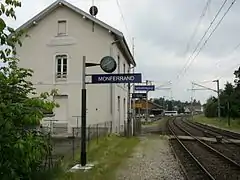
[168, 119, 215, 180]
[173, 119, 240, 168]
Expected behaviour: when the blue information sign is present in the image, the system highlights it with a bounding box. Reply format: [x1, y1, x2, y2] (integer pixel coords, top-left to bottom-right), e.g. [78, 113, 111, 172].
[134, 85, 155, 91]
[91, 73, 142, 84]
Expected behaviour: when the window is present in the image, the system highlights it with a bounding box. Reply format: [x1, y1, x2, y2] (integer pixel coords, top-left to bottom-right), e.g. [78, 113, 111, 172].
[117, 54, 120, 73]
[123, 98, 126, 121]
[56, 55, 67, 80]
[58, 20, 67, 35]
[123, 64, 126, 87]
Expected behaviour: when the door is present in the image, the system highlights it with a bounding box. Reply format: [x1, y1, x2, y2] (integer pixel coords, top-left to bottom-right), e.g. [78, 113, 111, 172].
[53, 95, 68, 123]
[123, 98, 126, 132]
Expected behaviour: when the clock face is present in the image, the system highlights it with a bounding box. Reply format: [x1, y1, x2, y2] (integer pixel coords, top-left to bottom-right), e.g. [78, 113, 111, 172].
[100, 56, 117, 73]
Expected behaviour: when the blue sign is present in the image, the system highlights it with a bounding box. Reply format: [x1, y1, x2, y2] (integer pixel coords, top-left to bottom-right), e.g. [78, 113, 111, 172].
[91, 73, 142, 84]
[134, 85, 155, 91]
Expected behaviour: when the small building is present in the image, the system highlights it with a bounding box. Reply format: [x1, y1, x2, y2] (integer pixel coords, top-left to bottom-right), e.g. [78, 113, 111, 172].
[14, 0, 136, 134]
[132, 99, 163, 115]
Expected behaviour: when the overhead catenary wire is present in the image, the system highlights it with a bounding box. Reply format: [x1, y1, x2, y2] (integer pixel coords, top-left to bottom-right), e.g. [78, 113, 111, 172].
[183, 0, 212, 56]
[214, 41, 240, 66]
[181, 0, 237, 78]
[175, 0, 229, 81]
[214, 63, 240, 80]
[115, 0, 131, 40]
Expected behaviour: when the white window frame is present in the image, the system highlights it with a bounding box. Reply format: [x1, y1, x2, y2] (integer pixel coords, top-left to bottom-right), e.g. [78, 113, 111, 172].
[57, 20, 67, 36]
[55, 54, 68, 81]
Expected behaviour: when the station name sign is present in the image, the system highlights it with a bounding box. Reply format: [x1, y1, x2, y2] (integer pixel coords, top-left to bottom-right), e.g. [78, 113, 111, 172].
[91, 73, 142, 84]
[132, 93, 147, 99]
[134, 85, 155, 91]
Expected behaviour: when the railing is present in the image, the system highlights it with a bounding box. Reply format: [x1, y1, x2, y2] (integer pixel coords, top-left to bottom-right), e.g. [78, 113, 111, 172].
[40, 121, 113, 170]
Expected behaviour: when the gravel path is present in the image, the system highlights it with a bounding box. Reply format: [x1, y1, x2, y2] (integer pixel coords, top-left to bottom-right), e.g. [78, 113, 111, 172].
[116, 135, 184, 180]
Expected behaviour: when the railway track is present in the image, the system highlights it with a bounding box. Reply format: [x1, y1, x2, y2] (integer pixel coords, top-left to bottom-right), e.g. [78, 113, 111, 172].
[177, 118, 240, 165]
[168, 119, 214, 180]
[186, 119, 240, 140]
[168, 118, 240, 180]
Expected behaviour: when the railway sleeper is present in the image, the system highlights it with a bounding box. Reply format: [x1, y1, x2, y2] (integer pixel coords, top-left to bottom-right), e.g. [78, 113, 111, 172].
[168, 135, 240, 144]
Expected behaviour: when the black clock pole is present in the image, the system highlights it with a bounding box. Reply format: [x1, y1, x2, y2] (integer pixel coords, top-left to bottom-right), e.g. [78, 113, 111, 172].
[80, 55, 117, 167]
[81, 56, 87, 166]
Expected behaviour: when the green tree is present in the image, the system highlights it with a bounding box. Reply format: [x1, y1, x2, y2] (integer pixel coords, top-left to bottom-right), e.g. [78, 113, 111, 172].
[204, 66, 240, 119]
[234, 66, 240, 88]
[166, 101, 173, 111]
[178, 106, 185, 114]
[0, 1, 58, 179]
[204, 96, 217, 117]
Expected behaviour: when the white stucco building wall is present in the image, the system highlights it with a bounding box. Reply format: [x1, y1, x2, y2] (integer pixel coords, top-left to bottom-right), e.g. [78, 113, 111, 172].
[15, 0, 135, 134]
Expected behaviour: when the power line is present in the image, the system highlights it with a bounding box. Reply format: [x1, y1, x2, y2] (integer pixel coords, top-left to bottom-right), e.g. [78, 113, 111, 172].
[175, 0, 229, 81]
[215, 41, 240, 66]
[183, 0, 212, 56]
[115, 0, 130, 37]
[215, 63, 240, 80]
[182, 0, 237, 77]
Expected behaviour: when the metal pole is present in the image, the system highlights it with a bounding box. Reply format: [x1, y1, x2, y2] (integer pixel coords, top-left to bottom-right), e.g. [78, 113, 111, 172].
[145, 80, 148, 121]
[127, 81, 131, 137]
[80, 56, 87, 166]
[227, 101, 230, 126]
[72, 116, 80, 137]
[216, 80, 221, 119]
[132, 69, 136, 136]
[191, 82, 194, 121]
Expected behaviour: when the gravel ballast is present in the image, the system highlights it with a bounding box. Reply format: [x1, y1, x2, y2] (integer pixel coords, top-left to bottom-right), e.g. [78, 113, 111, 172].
[116, 135, 184, 180]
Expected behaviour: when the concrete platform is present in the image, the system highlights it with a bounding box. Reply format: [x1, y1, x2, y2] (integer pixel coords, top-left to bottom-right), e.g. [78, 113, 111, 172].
[168, 135, 240, 144]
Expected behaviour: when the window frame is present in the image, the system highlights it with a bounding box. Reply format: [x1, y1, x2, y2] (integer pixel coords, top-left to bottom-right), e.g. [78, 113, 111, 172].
[57, 20, 67, 36]
[55, 54, 68, 81]
[117, 54, 120, 73]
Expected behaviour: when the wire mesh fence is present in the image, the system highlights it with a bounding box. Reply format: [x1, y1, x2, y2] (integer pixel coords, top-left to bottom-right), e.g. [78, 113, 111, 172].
[41, 121, 113, 169]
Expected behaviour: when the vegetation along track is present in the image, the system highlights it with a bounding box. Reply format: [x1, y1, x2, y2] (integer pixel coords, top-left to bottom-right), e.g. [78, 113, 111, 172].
[187, 119, 240, 139]
[168, 118, 240, 180]
[177, 118, 240, 165]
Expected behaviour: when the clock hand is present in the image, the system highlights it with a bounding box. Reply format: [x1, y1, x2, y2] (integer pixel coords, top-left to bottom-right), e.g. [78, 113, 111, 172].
[102, 60, 112, 68]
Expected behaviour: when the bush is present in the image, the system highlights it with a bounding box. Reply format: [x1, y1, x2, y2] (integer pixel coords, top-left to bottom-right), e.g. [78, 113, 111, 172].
[0, 1, 58, 179]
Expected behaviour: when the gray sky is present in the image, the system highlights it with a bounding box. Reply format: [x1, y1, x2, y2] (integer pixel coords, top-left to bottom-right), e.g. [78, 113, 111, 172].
[5, 0, 240, 103]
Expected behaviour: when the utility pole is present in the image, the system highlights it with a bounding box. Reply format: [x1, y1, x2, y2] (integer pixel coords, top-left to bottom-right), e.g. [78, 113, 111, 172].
[162, 96, 165, 110]
[227, 101, 230, 126]
[127, 73, 131, 137]
[145, 80, 149, 121]
[191, 82, 194, 121]
[132, 37, 136, 136]
[191, 81, 220, 119]
[213, 79, 221, 119]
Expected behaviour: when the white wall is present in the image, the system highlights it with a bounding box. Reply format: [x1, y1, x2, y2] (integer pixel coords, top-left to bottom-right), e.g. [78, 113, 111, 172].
[16, 5, 131, 133]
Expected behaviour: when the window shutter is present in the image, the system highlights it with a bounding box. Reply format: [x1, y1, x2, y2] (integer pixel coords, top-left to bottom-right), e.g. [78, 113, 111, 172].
[58, 20, 67, 35]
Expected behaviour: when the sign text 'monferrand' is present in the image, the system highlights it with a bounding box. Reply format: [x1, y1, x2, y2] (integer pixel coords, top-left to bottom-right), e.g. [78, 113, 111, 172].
[91, 73, 142, 84]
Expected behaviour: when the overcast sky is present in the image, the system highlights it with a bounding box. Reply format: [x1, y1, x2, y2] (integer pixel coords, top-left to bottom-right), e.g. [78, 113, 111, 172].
[5, 0, 240, 103]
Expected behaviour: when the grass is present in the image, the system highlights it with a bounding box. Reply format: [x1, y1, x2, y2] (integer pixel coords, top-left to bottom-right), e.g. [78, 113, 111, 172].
[142, 117, 163, 127]
[193, 114, 240, 132]
[57, 134, 140, 180]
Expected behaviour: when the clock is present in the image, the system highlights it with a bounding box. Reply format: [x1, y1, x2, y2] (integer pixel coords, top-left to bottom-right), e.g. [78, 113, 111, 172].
[100, 56, 117, 73]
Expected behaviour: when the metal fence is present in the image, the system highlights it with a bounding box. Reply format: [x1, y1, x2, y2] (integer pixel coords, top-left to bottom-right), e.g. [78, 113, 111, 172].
[41, 121, 113, 170]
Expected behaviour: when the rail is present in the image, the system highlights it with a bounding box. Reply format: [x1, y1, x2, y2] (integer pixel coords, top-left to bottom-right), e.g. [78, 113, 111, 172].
[173, 119, 240, 168]
[185, 119, 240, 141]
[168, 118, 215, 180]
